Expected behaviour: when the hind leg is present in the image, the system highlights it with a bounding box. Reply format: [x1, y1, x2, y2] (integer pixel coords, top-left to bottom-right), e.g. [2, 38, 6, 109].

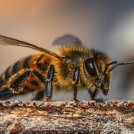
[32, 90, 45, 100]
[0, 69, 32, 95]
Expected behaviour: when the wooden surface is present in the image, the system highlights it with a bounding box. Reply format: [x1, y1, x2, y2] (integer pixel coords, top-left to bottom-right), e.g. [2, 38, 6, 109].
[0, 100, 133, 134]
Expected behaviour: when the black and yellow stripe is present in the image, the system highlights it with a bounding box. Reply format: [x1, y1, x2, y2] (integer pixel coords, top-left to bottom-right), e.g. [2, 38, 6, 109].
[0, 53, 53, 99]
[0, 60, 20, 86]
[23, 55, 32, 69]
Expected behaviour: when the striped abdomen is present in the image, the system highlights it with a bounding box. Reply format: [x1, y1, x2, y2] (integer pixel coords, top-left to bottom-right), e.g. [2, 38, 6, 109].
[0, 55, 32, 86]
[0, 53, 51, 99]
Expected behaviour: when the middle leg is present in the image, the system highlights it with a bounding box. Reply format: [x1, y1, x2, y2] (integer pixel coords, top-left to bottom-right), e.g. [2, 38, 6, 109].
[72, 67, 80, 102]
[44, 65, 54, 101]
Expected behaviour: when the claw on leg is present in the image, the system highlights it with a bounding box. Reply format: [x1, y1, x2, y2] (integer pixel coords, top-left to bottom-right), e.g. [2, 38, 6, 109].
[46, 96, 52, 102]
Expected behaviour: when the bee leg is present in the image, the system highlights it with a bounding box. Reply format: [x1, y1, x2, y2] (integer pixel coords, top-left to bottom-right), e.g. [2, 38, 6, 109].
[0, 69, 32, 94]
[45, 65, 54, 102]
[88, 88, 98, 100]
[32, 90, 45, 100]
[73, 67, 80, 102]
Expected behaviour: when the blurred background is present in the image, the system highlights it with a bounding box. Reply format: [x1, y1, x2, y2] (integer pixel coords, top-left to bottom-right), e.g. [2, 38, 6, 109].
[0, 0, 134, 100]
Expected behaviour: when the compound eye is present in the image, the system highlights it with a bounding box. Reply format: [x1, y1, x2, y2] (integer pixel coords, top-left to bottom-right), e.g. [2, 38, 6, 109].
[84, 58, 97, 76]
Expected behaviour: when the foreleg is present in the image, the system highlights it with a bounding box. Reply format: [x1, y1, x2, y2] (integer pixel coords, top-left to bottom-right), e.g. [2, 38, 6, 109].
[88, 88, 98, 100]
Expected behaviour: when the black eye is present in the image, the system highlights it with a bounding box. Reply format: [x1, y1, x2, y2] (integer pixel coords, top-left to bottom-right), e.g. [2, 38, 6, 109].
[84, 58, 97, 76]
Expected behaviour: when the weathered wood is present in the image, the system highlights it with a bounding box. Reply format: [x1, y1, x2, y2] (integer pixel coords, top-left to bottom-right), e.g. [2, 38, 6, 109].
[0, 100, 133, 133]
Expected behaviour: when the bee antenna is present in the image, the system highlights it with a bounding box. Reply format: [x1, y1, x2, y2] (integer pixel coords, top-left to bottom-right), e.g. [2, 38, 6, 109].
[108, 61, 134, 72]
[104, 61, 117, 73]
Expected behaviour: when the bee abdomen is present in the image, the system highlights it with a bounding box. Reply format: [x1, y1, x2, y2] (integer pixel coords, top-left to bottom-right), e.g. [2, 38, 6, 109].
[0, 88, 13, 100]
[0, 55, 33, 86]
[0, 60, 20, 86]
[23, 55, 32, 69]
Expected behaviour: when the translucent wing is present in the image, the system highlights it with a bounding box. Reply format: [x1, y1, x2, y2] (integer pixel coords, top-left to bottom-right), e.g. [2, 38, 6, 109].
[52, 34, 83, 47]
[0, 35, 67, 61]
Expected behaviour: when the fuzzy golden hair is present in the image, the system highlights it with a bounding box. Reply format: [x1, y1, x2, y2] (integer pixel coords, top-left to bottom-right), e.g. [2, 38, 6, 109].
[53, 46, 112, 90]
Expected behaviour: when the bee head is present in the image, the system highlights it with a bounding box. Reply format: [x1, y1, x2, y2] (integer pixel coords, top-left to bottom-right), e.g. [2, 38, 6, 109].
[84, 58, 111, 96]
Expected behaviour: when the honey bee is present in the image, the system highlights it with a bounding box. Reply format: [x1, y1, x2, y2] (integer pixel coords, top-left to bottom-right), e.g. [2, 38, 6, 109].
[0, 34, 133, 101]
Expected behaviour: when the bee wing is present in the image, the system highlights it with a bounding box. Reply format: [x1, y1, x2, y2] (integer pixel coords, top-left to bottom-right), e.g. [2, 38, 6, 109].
[52, 34, 83, 47]
[0, 35, 66, 61]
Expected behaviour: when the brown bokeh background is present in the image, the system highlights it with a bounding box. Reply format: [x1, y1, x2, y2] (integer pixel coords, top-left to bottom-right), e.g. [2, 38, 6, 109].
[0, 0, 134, 100]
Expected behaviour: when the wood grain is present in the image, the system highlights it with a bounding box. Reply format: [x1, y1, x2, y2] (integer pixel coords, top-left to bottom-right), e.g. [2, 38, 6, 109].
[0, 100, 133, 133]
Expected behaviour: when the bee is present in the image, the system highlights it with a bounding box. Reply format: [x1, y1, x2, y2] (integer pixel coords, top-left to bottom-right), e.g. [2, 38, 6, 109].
[0, 34, 133, 101]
